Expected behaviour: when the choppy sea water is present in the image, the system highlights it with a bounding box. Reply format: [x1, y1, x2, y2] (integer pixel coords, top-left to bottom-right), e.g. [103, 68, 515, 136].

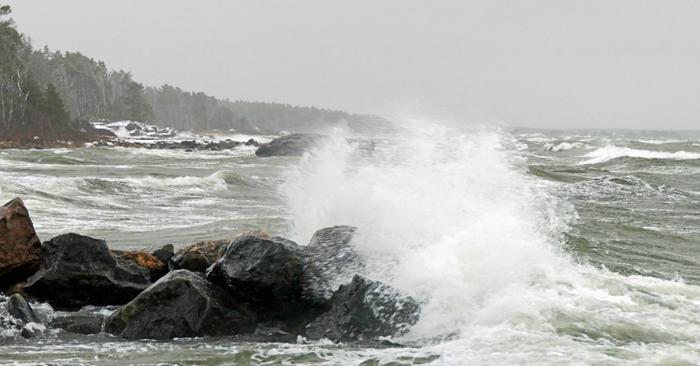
[0, 124, 699, 365]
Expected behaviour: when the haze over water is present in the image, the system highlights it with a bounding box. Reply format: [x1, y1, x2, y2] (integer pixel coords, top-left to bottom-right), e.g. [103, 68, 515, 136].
[1, 123, 699, 365]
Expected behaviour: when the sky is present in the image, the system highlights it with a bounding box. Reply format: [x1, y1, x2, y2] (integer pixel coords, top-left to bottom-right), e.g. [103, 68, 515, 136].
[5, 0, 700, 129]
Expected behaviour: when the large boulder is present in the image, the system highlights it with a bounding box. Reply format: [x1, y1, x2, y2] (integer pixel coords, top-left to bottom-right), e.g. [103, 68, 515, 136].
[50, 312, 105, 335]
[151, 244, 174, 265]
[6, 293, 40, 324]
[105, 270, 256, 340]
[255, 133, 327, 157]
[23, 233, 152, 310]
[170, 239, 230, 273]
[112, 250, 168, 281]
[205, 235, 327, 331]
[304, 226, 363, 299]
[0, 198, 41, 289]
[305, 275, 420, 342]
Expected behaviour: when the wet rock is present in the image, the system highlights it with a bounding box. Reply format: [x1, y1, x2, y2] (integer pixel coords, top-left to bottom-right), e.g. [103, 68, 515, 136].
[6, 293, 39, 324]
[255, 133, 327, 157]
[0, 198, 41, 289]
[172, 251, 210, 273]
[151, 244, 174, 265]
[20, 323, 44, 338]
[105, 270, 256, 340]
[50, 313, 105, 334]
[23, 233, 152, 310]
[304, 226, 363, 299]
[308, 225, 357, 248]
[113, 250, 168, 281]
[91, 138, 249, 151]
[206, 235, 327, 331]
[305, 275, 420, 342]
[170, 239, 230, 272]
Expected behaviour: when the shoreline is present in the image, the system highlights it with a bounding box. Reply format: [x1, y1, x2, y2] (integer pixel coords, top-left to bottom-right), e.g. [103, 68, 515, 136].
[0, 198, 420, 343]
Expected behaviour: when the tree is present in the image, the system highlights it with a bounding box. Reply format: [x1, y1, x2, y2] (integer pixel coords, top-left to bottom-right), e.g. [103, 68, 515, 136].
[120, 81, 152, 121]
[20, 77, 42, 120]
[40, 83, 71, 127]
[0, 4, 25, 127]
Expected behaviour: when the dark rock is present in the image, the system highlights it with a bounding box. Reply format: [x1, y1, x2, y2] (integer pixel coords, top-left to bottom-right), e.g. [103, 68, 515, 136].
[124, 122, 141, 132]
[112, 250, 168, 281]
[305, 275, 420, 342]
[20, 325, 41, 338]
[304, 226, 363, 299]
[105, 270, 256, 340]
[170, 239, 230, 272]
[173, 251, 210, 273]
[50, 313, 105, 334]
[0, 198, 41, 289]
[255, 133, 327, 157]
[308, 225, 357, 248]
[6, 293, 40, 324]
[152, 244, 174, 265]
[205, 235, 327, 332]
[23, 233, 152, 310]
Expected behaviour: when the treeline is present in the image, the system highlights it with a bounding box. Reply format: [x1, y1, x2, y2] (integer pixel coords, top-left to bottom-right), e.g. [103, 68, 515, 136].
[144, 85, 390, 133]
[0, 4, 389, 141]
[0, 5, 79, 142]
[0, 5, 144, 142]
[29, 49, 153, 123]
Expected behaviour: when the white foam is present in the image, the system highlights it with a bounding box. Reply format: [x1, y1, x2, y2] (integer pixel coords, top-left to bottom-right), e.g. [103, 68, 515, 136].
[580, 146, 700, 164]
[544, 142, 585, 152]
[636, 139, 687, 145]
[279, 121, 700, 364]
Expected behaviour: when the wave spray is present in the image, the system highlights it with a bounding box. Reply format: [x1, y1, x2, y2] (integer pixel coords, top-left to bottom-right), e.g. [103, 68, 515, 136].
[281, 121, 700, 364]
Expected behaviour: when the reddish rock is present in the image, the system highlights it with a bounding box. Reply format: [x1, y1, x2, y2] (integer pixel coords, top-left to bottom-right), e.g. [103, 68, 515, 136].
[112, 250, 168, 281]
[0, 198, 41, 289]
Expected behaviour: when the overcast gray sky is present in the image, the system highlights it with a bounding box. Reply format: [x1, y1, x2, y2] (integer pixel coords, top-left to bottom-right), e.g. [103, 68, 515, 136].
[5, 0, 700, 129]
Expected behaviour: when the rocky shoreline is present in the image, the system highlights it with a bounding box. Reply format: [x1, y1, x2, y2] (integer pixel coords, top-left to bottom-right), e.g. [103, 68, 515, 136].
[0, 119, 377, 161]
[0, 198, 420, 343]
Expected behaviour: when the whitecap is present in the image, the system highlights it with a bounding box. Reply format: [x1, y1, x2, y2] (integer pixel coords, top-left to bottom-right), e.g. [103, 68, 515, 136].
[580, 146, 700, 164]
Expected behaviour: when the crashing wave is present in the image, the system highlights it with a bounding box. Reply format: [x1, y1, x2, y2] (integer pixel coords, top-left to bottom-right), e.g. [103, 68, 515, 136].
[543, 142, 585, 152]
[580, 146, 700, 164]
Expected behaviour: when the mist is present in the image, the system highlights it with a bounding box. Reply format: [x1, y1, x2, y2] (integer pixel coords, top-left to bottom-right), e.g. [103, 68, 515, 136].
[6, 0, 700, 129]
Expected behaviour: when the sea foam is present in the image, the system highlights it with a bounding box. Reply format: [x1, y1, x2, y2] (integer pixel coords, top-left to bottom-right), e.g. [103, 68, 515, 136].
[279, 121, 700, 364]
[580, 146, 700, 164]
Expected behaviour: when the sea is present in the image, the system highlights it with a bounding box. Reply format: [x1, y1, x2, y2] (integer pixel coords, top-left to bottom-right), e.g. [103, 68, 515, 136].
[0, 120, 698, 365]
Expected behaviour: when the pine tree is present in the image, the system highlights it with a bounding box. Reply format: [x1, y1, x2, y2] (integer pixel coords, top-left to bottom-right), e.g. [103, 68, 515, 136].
[40, 83, 71, 128]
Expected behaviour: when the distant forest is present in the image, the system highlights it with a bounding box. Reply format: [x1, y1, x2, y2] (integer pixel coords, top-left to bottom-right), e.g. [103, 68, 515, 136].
[0, 4, 388, 143]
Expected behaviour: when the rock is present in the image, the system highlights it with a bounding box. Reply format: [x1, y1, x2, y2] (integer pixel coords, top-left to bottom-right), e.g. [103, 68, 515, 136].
[255, 133, 327, 157]
[304, 226, 363, 299]
[170, 239, 230, 272]
[113, 250, 168, 281]
[172, 251, 210, 273]
[151, 244, 174, 265]
[105, 270, 256, 340]
[206, 235, 327, 331]
[305, 275, 420, 342]
[308, 225, 357, 248]
[6, 293, 39, 324]
[0, 198, 41, 289]
[20, 322, 45, 338]
[50, 313, 105, 334]
[304, 226, 364, 299]
[124, 122, 141, 132]
[23, 233, 152, 310]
